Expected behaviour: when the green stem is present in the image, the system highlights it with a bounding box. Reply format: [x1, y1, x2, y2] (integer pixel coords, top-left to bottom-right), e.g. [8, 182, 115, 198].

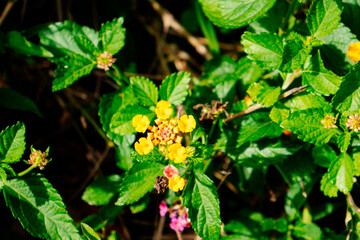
[107, 69, 122, 86]
[18, 165, 36, 177]
[280, 0, 298, 32]
[275, 163, 292, 186]
[111, 65, 130, 85]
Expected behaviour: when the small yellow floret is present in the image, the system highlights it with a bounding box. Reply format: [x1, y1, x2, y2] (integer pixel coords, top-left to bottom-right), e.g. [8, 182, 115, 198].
[155, 101, 173, 120]
[168, 143, 187, 163]
[347, 42, 360, 63]
[178, 115, 196, 133]
[134, 137, 154, 155]
[132, 115, 150, 133]
[168, 175, 185, 192]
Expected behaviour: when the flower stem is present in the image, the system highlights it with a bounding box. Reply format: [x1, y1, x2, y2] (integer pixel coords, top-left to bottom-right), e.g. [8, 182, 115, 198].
[18, 165, 37, 177]
[110, 65, 130, 85]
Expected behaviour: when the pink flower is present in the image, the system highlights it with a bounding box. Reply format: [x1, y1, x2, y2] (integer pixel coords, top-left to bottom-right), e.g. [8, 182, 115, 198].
[169, 217, 187, 232]
[163, 165, 179, 178]
[159, 201, 168, 216]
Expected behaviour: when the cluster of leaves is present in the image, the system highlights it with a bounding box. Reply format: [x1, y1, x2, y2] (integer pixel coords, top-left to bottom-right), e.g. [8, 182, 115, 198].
[3, 0, 360, 239]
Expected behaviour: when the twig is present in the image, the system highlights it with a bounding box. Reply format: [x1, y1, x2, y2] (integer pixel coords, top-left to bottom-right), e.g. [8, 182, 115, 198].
[347, 193, 360, 213]
[148, 0, 212, 60]
[56, 0, 63, 21]
[176, 231, 183, 240]
[0, 1, 15, 26]
[223, 85, 307, 123]
[154, 216, 166, 240]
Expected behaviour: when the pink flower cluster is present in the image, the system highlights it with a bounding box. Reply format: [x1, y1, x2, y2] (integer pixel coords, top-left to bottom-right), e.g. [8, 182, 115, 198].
[159, 201, 190, 232]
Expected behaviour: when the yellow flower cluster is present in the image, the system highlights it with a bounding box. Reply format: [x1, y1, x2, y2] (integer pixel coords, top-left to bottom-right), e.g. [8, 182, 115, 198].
[168, 175, 185, 192]
[348, 42, 360, 63]
[321, 115, 337, 129]
[132, 101, 196, 165]
[346, 113, 360, 132]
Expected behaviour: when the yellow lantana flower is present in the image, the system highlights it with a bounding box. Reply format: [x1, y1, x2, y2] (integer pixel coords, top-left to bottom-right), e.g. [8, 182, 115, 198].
[168, 175, 185, 192]
[134, 137, 154, 155]
[347, 42, 360, 63]
[155, 101, 173, 120]
[178, 115, 196, 133]
[168, 143, 187, 163]
[132, 115, 150, 133]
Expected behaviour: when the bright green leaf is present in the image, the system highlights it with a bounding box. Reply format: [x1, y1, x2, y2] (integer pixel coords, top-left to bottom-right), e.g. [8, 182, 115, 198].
[52, 54, 96, 92]
[0, 88, 42, 117]
[39, 20, 98, 59]
[0, 122, 26, 164]
[81, 223, 100, 240]
[115, 134, 135, 171]
[82, 175, 121, 206]
[98, 87, 137, 145]
[302, 51, 342, 95]
[0, 167, 6, 189]
[247, 81, 281, 107]
[241, 32, 283, 70]
[237, 141, 301, 168]
[332, 64, 360, 112]
[201, 56, 238, 85]
[99, 17, 126, 55]
[307, 0, 343, 38]
[269, 103, 290, 124]
[312, 145, 337, 168]
[282, 108, 342, 145]
[182, 170, 221, 240]
[198, 0, 276, 29]
[237, 114, 283, 147]
[130, 195, 150, 214]
[3, 175, 82, 239]
[321, 153, 354, 196]
[284, 92, 330, 111]
[115, 162, 165, 206]
[130, 76, 158, 107]
[7, 31, 53, 57]
[293, 221, 322, 240]
[280, 32, 312, 72]
[130, 148, 166, 163]
[110, 104, 155, 135]
[159, 72, 191, 105]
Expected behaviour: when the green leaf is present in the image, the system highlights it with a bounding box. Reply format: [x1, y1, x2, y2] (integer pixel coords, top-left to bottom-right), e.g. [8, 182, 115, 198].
[115, 134, 135, 171]
[280, 32, 312, 72]
[237, 141, 301, 168]
[241, 32, 283, 70]
[198, 0, 276, 29]
[81, 223, 100, 240]
[307, 0, 343, 38]
[201, 56, 239, 85]
[130, 195, 150, 214]
[3, 175, 82, 239]
[98, 87, 137, 144]
[302, 51, 342, 95]
[39, 20, 98, 59]
[284, 92, 330, 111]
[237, 57, 264, 87]
[99, 17, 126, 55]
[332, 64, 360, 112]
[159, 72, 191, 105]
[319, 23, 357, 75]
[130, 76, 158, 107]
[0, 88, 42, 117]
[52, 54, 96, 92]
[0, 122, 26, 164]
[353, 154, 360, 179]
[237, 114, 283, 147]
[337, 132, 351, 153]
[6, 31, 53, 58]
[115, 162, 165, 206]
[312, 145, 337, 168]
[293, 221, 322, 240]
[130, 148, 166, 163]
[269, 103, 290, 124]
[247, 81, 281, 107]
[321, 153, 354, 196]
[110, 104, 155, 135]
[182, 170, 221, 240]
[82, 175, 121, 206]
[0, 167, 6, 189]
[282, 108, 342, 145]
